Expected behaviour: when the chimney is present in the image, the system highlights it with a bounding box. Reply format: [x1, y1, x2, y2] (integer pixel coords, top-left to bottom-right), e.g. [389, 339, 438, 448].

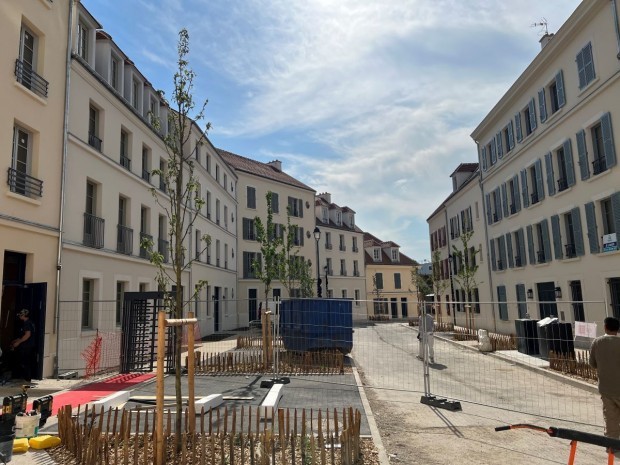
[267, 160, 282, 172]
[318, 192, 331, 203]
[539, 33, 554, 50]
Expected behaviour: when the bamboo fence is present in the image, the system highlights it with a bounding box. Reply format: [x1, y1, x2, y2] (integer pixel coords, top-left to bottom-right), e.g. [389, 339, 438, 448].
[549, 350, 597, 382]
[55, 404, 364, 465]
[236, 336, 284, 350]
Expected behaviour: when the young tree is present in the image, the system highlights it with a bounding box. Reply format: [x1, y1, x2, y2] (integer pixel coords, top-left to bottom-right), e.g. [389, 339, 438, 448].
[142, 29, 211, 451]
[430, 249, 449, 323]
[277, 208, 314, 298]
[253, 191, 283, 309]
[371, 273, 386, 317]
[451, 230, 480, 331]
[410, 264, 431, 316]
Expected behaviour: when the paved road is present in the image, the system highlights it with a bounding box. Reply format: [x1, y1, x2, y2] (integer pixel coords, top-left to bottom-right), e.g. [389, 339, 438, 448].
[352, 322, 610, 465]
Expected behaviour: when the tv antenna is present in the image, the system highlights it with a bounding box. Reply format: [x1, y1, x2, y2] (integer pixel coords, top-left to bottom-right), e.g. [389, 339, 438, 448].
[531, 18, 549, 36]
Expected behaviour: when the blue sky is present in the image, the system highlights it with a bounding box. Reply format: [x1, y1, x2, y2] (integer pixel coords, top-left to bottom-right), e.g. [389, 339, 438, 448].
[85, 0, 581, 262]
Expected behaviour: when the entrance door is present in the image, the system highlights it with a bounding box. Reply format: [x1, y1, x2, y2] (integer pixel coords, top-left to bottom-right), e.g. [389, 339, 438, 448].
[391, 298, 398, 318]
[214, 287, 220, 332]
[248, 289, 258, 322]
[610, 278, 620, 319]
[401, 298, 408, 317]
[537, 282, 557, 319]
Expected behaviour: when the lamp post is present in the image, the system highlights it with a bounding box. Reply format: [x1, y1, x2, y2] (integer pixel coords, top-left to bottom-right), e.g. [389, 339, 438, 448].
[324, 265, 329, 298]
[313, 227, 322, 298]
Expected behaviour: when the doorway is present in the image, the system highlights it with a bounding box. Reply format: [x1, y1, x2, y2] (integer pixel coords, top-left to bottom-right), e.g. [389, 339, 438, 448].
[537, 282, 557, 319]
[390, 298, 398, 318]
[609, 278, 620, 319]
[401, 298, 408, 318]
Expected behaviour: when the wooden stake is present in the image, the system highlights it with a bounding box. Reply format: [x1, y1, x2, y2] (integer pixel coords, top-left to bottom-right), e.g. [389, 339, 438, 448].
[155, 310, 166, 465]
[188, 311, 196, 433]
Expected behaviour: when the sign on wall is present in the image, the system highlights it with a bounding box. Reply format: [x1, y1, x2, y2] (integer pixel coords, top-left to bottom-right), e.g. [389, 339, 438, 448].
[603, 233, 618, 252]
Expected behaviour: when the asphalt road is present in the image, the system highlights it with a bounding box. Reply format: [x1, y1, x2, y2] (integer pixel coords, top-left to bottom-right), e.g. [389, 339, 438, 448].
[351, 322, 610, 465]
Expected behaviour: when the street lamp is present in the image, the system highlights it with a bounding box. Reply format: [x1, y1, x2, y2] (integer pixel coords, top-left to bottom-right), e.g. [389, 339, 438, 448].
[313, 227, 322, 298]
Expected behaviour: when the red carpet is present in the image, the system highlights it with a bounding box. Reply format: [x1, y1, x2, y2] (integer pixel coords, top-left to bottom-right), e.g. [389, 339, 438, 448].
[31, 373, 155, 415]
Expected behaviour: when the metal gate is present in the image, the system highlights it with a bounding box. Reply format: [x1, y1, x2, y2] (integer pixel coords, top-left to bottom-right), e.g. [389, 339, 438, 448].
[120, 292, 177, 374]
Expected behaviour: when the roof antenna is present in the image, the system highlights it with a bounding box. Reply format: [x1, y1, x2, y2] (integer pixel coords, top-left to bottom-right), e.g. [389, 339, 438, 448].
[531, 18, 549, 36]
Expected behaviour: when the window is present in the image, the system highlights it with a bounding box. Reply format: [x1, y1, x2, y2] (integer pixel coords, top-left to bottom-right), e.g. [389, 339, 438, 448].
[506, 176, 520, 215]
[293, 227, 305, 246]
[602, 198, 615, 235]
[77, 22, 89, 61]
[139, 206, 150, 258]
[115, 281, 126, 325]
[326, 258, 333, 275]
[339, 234, 346, 251]
[520, 159, 544, 207]
[336, 211, 342, 225]
[215, 164, 220, 182]
[485, 187, 502, 224]
[243, 252, 261, 278]
[16, 25, 48, 98]
[224, 244, 228, 269]
[195, 229, 201, 260]
[342, 289, 348, 299]
[224, 205, 228, 228]
[216, 239, 221, 267]
[111, 56, 120, 90]
[558, 208, 584, 259]
[206, 191, 212, 219]
[340, 259, 346, 276]
[515, 285, 527, 318]
[120, 130, 131, 170]
[247, 186, 256, 209]
[497, 285, 508, 321]
[117, 196, 132, 254]
[394, 273, 401, 289]
[526, 220, 550, 264]
[82, 279, 94, 329]
[490, 236, 506, 271]
[216, 199, 220, 225]
[159, 159, 167, 193]
[373, 248, 381, 261]
[322, 207, 328, 223]
[576, 42, 595, 89]
[352, 236, 358, 252]
[547, 140, 575, 194]
[391, 249, 399, 261]
[158, 215, 169, 263]
[354, 289, 360, 306]
[510, 229, 526, 268]
[524, 98, 537, 136]
[206, 154, 211, 173]
[149, 97, 158, 122]
[141, 146, 150, 182]
[242, 218, 256, 240]
[502, 121, 515, 155]
[9, 126, 41, 198]
[374, 273, 383, 290]
[325, 232, 332, 249]
[576, 113, 616, 180]
[132, 79, 140, 109]
[195, 139, 201, 162]
[570, 281, 585, 322]
[224, 174, 228, 190]
[206, 240, 211, 264]
[288, 197, 303, 217]
[486, 138, 497, 167]
[461, 207, 473, 232]
[88, 106, 102, 151]
[547, 71, 566, 115]
[353, 260, 359, 276]
[84, 181, 103, 248]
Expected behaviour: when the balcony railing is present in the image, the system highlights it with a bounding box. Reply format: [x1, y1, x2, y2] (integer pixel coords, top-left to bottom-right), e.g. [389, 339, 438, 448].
[493, 213, 499, 223]
[565, 243, 576, 258]
[537, 250, 546, 263]
[353, 270, 360, 277]
[15, 59, 48, 98]
[515, 255, 522, 267]
[557, 177, 568, 192]
[158, 238, 169, 263]
[510, 204, 517, 215]
[497, 260, 504, 271]
[341, 270, 347, 276]
[139, 232, 152, 259]
[142, 168, 150, 182]
[592, 157, 607, 175]
[7, 167, 43, 198]
[159, 178, 167, 193]
[83, 213, 105, 249]
[120, 155, 131, 171]
[531, 192, 539, 204]
[352, 246, 359, 253]
[339, 245, 346, 251]
[88, 132, 102, 152]
[325, 243, 332, 250]
[116, 224, 133, 255]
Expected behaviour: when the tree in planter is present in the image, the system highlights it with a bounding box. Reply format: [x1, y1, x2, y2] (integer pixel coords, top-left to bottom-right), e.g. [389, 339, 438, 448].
[141, 29, 211, 452]
[371, 273, 387, 320]
[451, 229, 480, 331]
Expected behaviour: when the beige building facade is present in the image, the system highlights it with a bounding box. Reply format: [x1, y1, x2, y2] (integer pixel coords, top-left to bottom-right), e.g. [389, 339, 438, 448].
[315, 193, 367, 321]
[467, 0, 620, 334]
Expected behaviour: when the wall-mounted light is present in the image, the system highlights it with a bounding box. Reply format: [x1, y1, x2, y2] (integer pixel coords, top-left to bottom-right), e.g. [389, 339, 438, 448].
[554, 286, 562, 299]
[527, 289, 534, 299]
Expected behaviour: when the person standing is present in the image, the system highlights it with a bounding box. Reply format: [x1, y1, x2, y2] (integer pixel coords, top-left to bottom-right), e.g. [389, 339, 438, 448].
[11, 308, 36, 382]
[417, 310, 435, 363]
[589, 316, 620, 439]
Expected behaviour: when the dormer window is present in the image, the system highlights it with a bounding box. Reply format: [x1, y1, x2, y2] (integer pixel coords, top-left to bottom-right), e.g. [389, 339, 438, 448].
[322, 207, 328, 223]
[132, 79, 140, 109]
[77, 22, 89, 61]
[391, 249, 399, 261]
[373, 248, 381, 261]
[111, 56, 121, 91]
[336, 211, 342, 225]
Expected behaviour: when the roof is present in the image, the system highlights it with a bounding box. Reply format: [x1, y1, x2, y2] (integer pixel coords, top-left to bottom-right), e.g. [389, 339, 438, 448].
[362, 232, 418, 266]
[217, 149, 315, 192]
[426, 164, 480, 221]
[450, 163, 479, 176]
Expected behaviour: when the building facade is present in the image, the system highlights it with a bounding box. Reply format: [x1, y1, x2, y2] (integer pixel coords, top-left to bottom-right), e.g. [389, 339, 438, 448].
[315, 193, 367, 320]
[364, 233, 417, 320]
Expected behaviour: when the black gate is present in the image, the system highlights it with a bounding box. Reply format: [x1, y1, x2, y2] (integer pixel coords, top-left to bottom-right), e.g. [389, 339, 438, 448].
[537, 282, 557, 319]
[120, 291, 177, 374]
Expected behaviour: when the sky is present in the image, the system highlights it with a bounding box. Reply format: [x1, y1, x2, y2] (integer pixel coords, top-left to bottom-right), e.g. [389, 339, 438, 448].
[84, 0, 581, 262]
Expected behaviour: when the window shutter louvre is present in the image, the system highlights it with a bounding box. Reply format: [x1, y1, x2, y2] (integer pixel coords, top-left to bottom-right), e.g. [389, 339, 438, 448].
[495, 187, 502, 221]
[527, 225, 535, 265]
[564, 138, 576, 187]
[576, 49, 586, 89]
[498, 235, 507, 270]
[490, 239, 496, 271]
[529, 98, 537, 131]
[572, 207, 585, 257]
[300, 227, 304, 246]
[515, 113, 523, 142]
[480, 145, 487, 171]
[508, 120, 515, 150]
[584, 42, 595, 84]
[601, 112, 616, 169]
[538, 89, 547, 123]
[535, 159, 545, 201]
[516, 284, 527, 318]
[299, 199, 304, 217]
[541, 219, 551, 263]
[513, 175, 521, 211]
[242, 218, 249, 240]
[520, 169, 529, 208]
[506, 233, 514, 268]
[584, 201, 599, 253]
[498, 286, 508, 320]
[486, 193, 492, 225]
[612, 193, 620, 245]
[551, 215, 563, 260]
[544, 152, 555, 196]
[501, 183, 509, 217]
[496, 132, 503, 159]
[518, 228, 526, 265]
[490, 139, 497, 165]
[556, 70, 566, 108]
[576, 129, 590, 180]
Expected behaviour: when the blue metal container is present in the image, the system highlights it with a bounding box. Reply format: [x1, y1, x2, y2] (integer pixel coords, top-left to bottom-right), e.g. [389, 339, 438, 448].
[279, 299, 353, 354]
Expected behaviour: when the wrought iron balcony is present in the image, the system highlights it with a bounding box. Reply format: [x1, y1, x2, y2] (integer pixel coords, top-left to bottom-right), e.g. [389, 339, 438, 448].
[139, 232, 152, 259]
[531, 192, 539, 204]
[142, 168, 150, 182]
[120, 155, 131, 171]
[83, 213, 105, 249]
[15, 59, 48, 98]
[339, 244, 346, 251]
[88, 132, 102, 152]
[565, 243, 576, 258]
[341, 269, 347, 276]
[158, 238, 169, 263]
[537, 250, 546, 263]
[352, 246, 359, 253]
[557, 177, 568, 192]
[353, 270, 360, 277]
[325, 243, 332, 249]
[7, 167, 43, 198]
[592, 157, 607, 175]
[515, 255, 522, 267]
[116, 224, 133, 255]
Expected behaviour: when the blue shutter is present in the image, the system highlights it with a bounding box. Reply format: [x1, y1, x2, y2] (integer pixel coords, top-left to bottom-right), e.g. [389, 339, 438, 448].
[556, 70, 566, 108]
[612, 193, 620, 247]
[480, 145, 488, 171]
[538, 89, 547, 123]
[527, 225, 535, 265]
[535, 159, 545, 201]
[584, 201, 600, 253]
[541, 219, 551, 263]
[518, 228, 526, 266]
[506, 233, 514, 268]
[242, 218, 249, 240]
[584, 42, 595, 84]
[520, 169, 530, 208]
[551, 214, 563, 260]
[601, 112, 616, 169]
[497, 286, 508, 320]
[516, 284, 527, 318]
[544, 152, 555, 196]
[513, 175, 521, 211]
[515, 113, 523, 143]
[508, 120, 515, 150]
[496, 132, 504, 159]
[564, 138, 576, 187]
[529, 98, 537, 131]
[501, 183, 509, 217]
[576, 129, 590, 180]
[572, 207, 585, 257]
[490, 239, 496, 271]
[498, 235, 507, 270]
[576, 48, 586, 89]
[490, 139, 497, 165]
[298, 199, 303, 217]
[495, 187, 502, 221]
[486, 193, 492, 225]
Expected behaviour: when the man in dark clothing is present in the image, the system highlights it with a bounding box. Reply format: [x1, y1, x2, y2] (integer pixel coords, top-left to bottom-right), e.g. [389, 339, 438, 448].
[11, 308, 35, 382]
[589, 316, 620, 439]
